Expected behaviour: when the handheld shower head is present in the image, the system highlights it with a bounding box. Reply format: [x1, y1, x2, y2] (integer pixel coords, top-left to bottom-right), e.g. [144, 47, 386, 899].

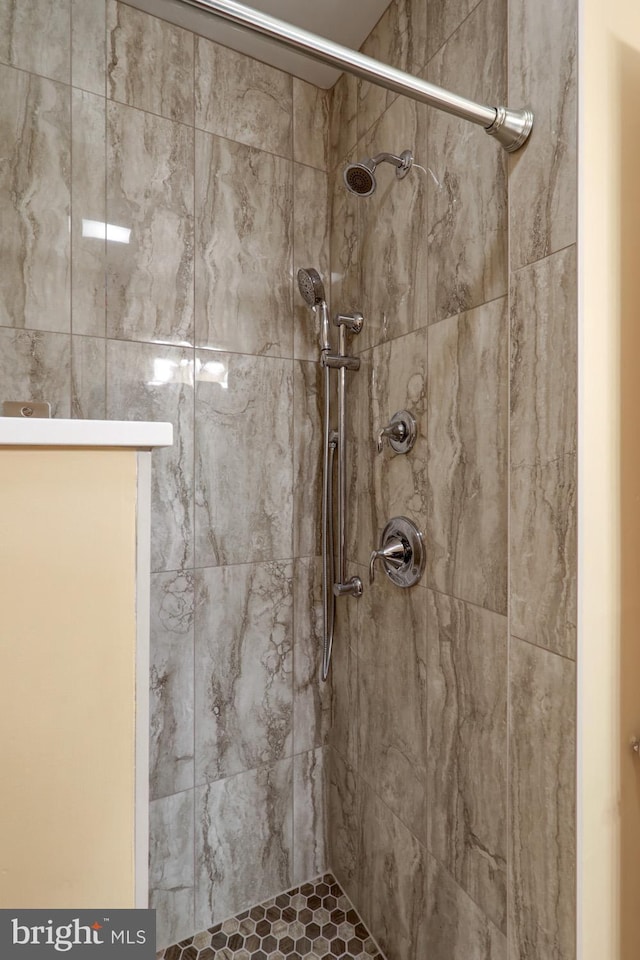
[343, 149, 413, 197]
[297, 267, 326, 307]
[297, 266, 331, 352]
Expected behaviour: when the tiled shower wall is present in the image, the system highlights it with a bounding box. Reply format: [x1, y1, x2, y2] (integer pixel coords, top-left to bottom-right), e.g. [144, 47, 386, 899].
[327, 0, 577, 959]
[0, 0, 332, 948]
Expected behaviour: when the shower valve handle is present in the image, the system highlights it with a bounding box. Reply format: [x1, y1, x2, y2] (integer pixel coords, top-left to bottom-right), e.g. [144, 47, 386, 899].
[377, 421, 407, 453]
[369, 538, 408, 584]
[369, 517, 426, 588]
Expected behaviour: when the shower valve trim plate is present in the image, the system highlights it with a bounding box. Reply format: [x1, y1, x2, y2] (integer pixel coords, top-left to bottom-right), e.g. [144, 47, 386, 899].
[370, 516, 426, 588]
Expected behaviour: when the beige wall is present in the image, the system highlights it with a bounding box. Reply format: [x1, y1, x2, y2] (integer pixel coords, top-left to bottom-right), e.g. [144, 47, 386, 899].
[0, 448, 137, 907]
[581, 2, 640, 958]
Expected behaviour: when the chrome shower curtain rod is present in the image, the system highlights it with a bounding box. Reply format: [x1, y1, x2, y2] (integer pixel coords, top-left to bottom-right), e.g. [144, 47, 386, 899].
[180, 0, 533, 152]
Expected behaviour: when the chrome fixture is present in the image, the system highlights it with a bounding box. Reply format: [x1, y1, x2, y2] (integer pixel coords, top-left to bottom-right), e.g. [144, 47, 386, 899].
[296, 267, 331, 353]
[343, 150, 413, 198]
[369, 517, 426, 589]
[376, 410, 417, 454]
[2, 401, 51, 418]
[297, 269, 363, 681]
[178, 0, 533, 152]
[329, 312, 363, 614]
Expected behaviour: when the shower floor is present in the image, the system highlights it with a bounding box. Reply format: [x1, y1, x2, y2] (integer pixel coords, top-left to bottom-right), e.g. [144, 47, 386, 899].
[156, 872, 386, 960]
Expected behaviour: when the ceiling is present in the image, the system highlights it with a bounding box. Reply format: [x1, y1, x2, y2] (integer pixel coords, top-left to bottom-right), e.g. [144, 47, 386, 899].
[123, 0, 393, 87]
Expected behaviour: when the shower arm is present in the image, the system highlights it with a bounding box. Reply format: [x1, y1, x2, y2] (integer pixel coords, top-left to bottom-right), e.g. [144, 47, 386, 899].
[179, 0, 533, 152]
[371, 152, 408, 169]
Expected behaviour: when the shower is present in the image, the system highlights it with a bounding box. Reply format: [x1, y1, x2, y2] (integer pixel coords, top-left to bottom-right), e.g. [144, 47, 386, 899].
[297, 268, 363, 680]
[343, 149, 414, 197]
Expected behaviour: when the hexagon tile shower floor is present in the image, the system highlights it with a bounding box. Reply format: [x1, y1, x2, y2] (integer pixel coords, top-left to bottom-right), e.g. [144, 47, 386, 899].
[156, 873, 387, 960]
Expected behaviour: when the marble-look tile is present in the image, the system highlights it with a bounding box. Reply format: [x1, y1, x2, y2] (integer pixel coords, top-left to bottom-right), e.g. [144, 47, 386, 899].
[426, 0, 483, 60]
[347, 349, 371, 566]
[510, 247, 577, 466]
[106, 339, 194, 572]
[426, 591, 507, 932]
[71, 336, 106, 419]
[510, 455, 577, 658]
[195, 36, 292, 157]
[426, 0, 507, 325]
[329, 573, 360, 769]
[509, 638, 576, 960]
[293, 748, 327, 885]
[358, 328, 428, 569]
[106, 102, 194, 346]
[293, 558, 331, 754]
[293, 79, 330, 171]
[358, 0, 428, 141]
[427, 298, 508, 614]
[508, 0, 577, 268]
[293, 165, 330, 363]
[0, 329, 70, 416]
[194, 561, 293, 785]
[72, 89, 106, 338]
[0, 0, 70, 82]
[358, 95, 428, 351]
[195, 132, 292, 357]
[195, 351, 293, 567]
[326, 748, 360, 902]
[150, 571, 194, 800]
[293, 362, 322, 557]
[195, 759, 293, 929]
[0, 67, 70, 333]
[72, 0, 105, 95]
[329, 146, 360, 320]
[329, 71, 358, 167]
[510, 246, 577, 656]
[150, 790, 195, 950]
[358, 574, 427, 844]
[358, 787, 427, 960]
[107, 0, 194, 123]
[425, 854, 507, 960]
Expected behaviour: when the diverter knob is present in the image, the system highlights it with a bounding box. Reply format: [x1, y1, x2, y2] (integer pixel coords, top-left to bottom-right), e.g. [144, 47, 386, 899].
[376, 409, 417, 454]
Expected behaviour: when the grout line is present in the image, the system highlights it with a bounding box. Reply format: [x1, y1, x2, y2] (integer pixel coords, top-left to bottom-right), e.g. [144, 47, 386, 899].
[509, 631, 577, 664]
[425, 844, 507, 938]
[151, 556, 323, 579]
[0, 58, 70, 88]
[423, 0, 487, 70]
[173, 745, 326, 802]
[191, 19, 198, 932]
[506, 5, 512, 942]
[420, 582, 507, 619]
[290, 84, 297, 888]
[510, 239, 578, 276]
[423, 92, 431, 930]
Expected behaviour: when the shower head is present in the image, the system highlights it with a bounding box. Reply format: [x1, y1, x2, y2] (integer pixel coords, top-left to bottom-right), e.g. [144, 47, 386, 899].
[343, 149, 413, 197]
[297, 267, 326, 307]
[343, 159, 377, 198]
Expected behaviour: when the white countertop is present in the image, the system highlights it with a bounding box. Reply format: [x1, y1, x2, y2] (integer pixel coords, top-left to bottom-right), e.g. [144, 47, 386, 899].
[0, 418, 173, 448]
